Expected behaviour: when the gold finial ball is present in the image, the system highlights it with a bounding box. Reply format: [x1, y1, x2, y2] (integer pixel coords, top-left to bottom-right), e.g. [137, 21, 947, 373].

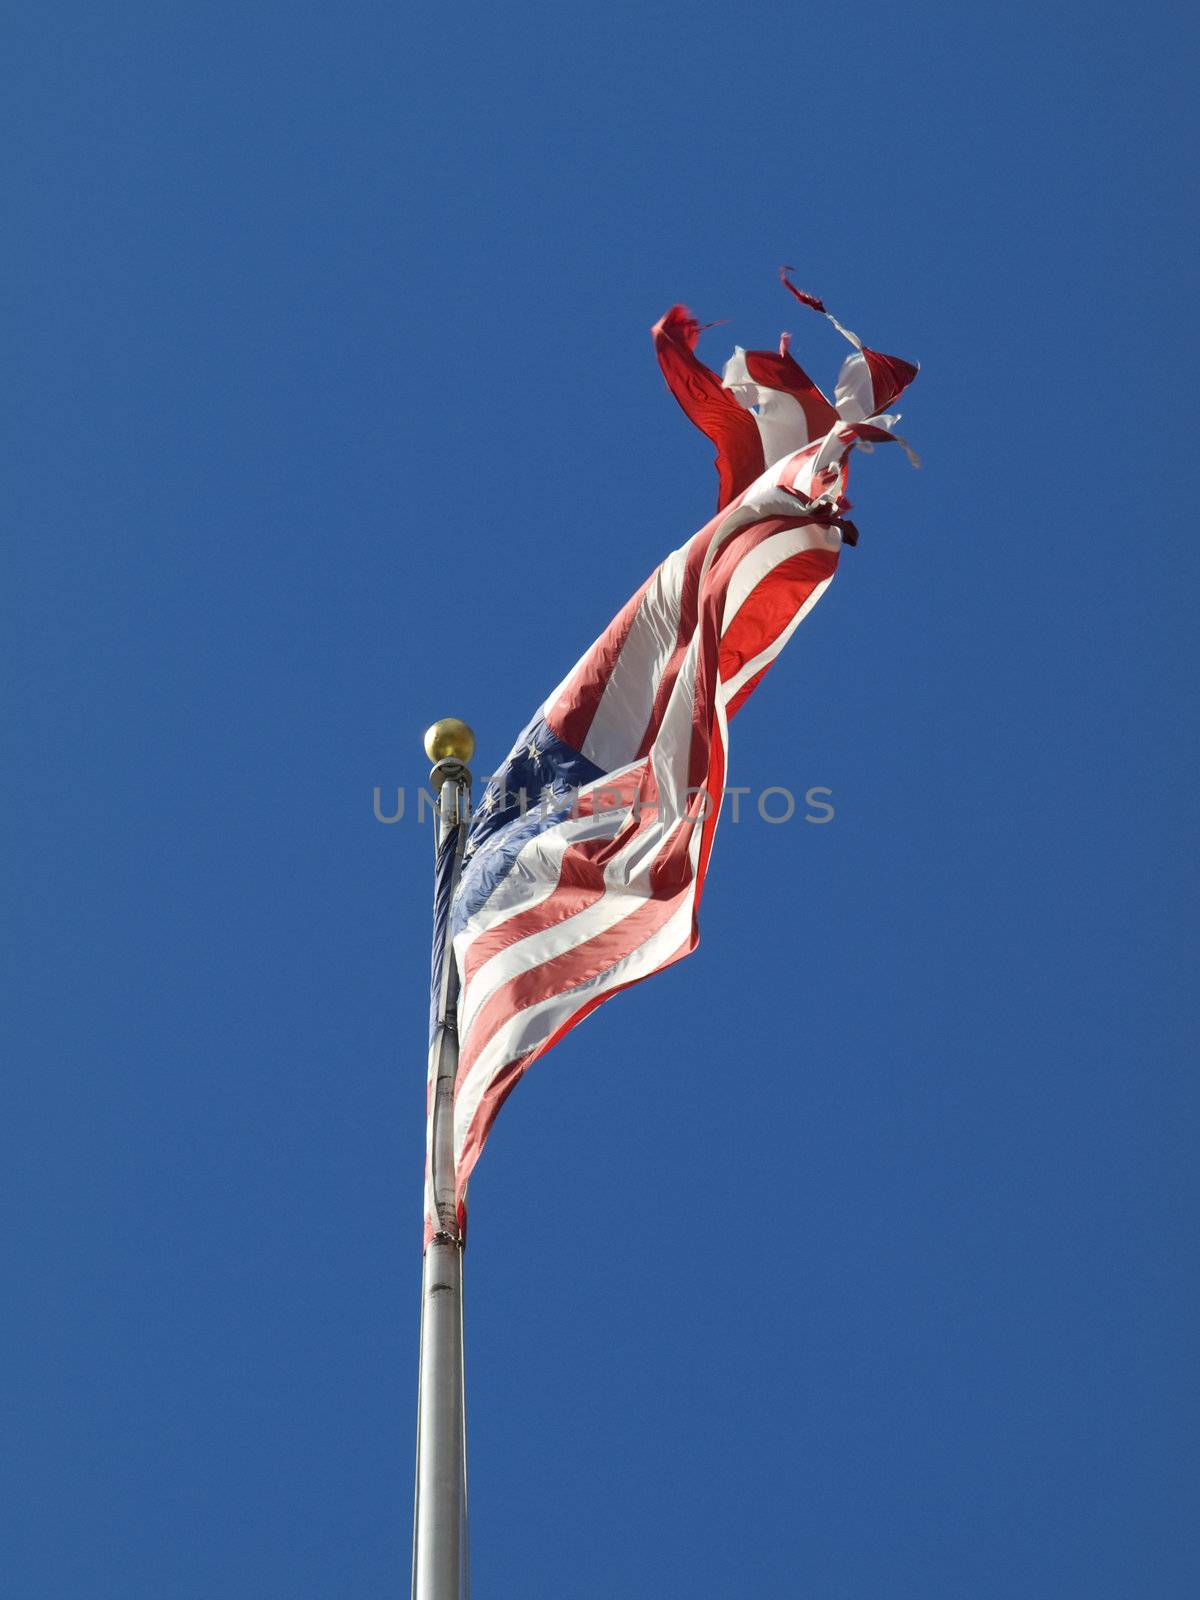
[423, 717, 475, 765]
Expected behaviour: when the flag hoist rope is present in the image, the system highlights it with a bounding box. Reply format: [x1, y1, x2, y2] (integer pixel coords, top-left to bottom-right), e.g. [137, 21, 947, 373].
[413, 737, 473, 1600]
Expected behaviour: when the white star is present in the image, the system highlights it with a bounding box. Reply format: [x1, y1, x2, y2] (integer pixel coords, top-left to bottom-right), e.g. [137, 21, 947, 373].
[525, 739, 541, 766]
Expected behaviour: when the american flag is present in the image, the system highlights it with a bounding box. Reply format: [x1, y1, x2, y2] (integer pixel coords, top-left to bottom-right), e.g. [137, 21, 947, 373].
[427, 280, 916, 1235]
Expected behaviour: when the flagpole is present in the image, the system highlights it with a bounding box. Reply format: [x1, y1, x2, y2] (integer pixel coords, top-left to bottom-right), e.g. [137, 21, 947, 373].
[414, 718, 475, 1600]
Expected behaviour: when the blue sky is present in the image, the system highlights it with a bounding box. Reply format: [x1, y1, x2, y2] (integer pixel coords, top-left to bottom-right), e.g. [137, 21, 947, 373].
[4, 3, 1195, 1596]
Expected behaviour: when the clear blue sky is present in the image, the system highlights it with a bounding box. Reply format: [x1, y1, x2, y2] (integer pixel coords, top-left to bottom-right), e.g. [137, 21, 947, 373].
[4, 4, 1195, 1596]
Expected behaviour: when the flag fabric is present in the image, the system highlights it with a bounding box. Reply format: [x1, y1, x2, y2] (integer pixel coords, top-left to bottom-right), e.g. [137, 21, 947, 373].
[427, 282, 916, 1237]
[424, 786, 466, 1240]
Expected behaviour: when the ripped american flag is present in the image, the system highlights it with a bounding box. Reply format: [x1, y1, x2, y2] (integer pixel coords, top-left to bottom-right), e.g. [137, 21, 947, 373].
[426, 276, 917, 1237]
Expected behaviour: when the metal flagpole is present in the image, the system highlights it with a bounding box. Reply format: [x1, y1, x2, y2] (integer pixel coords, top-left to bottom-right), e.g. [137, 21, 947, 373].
[413, 717, 475, 1600]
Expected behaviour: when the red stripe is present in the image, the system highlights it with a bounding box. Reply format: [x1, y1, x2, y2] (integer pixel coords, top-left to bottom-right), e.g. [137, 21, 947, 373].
[862, 347, 919, 414]
[743, 348, 838, 442]
[652, 305, 765, 510]
[718, 546, 838, 687]
[545, 570, 654, 751]
[724, 663, 770, 720]
[778, 269, 826, 314]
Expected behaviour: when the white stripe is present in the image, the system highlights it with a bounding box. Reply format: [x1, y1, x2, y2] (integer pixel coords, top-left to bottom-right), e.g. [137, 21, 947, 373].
[580, 540, 690, 771]
[809, 426, 858, 486]
[721, 346, 815, 464]
[752, 393, 817, 472]
[834, 351, 874, 422]
[636, 493, 773, 808]
[645, 628, 697, 818]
